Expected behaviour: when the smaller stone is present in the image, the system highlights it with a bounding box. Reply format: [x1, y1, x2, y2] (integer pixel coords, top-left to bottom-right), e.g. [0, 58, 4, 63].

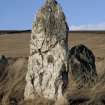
[0, 55, 8, 78]
[69, 44, 98, 88]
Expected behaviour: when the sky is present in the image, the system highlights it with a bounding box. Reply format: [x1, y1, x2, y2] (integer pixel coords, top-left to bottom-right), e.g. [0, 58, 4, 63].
[0, 0, 105, 30]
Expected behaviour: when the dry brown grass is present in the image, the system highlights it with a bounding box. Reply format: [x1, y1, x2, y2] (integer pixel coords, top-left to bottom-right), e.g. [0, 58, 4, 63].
[0, 32, 30, 57]
[0, 32, 105, 104]
[65, 67, 105, 105]
[0, 57, 105, 105]
[0, 58, 28, 105]
[0, 31, 105, 59]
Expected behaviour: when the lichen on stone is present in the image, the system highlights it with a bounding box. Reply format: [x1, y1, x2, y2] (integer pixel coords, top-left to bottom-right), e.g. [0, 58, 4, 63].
[24, 0, 69, 101]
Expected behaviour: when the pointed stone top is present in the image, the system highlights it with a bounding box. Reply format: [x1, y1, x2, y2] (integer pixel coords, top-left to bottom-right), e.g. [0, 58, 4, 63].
[46, 0, 57, 3]
[34, 0, 69, 39]
[44, 0, 59, 12]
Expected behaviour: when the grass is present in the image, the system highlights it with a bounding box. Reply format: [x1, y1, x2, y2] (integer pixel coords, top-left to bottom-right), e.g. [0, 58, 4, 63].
[0, 31, 105, 104]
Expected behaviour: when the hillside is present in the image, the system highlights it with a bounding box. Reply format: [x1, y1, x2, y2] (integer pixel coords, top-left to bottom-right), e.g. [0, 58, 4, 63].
[0, 30, 105, 105]
[0, 30, 105, 59]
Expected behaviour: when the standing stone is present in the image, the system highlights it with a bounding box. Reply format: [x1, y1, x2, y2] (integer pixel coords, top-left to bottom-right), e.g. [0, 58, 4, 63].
[69, 44, 97, 88]
[24, 0, 69, 100]
[0, 55, 8, 81]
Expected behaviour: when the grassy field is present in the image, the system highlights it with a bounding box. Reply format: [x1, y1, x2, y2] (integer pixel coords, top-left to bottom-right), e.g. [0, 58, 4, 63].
[0, 32, 30, 57]
[0, 31, 105, 58]
[0, 31, 105, 105]
[1, 31, 105, 75]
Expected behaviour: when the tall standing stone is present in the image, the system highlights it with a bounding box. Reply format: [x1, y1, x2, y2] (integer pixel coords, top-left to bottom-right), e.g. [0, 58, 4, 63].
[24, 0, 69, 100]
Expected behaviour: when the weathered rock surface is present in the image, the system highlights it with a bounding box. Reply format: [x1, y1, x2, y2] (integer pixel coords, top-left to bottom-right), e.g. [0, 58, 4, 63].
[69, 44, 98, 88]
[0, 55, 8, 82]
[24, 0, 69, 100]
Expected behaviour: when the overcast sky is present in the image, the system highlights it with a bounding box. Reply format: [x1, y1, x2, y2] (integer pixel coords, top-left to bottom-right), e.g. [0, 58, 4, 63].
[0, 0, 105, 30]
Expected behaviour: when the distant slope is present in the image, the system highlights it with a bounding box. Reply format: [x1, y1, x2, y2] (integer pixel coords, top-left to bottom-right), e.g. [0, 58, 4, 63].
[0, 30, 31, 35]
[0, 30, 105, 105]
[0, 31, 30, 57]
[0, 30, 105, 58]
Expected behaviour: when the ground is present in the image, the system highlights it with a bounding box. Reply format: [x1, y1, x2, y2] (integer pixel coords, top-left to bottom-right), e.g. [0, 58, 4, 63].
[0, 31, 105, 105]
